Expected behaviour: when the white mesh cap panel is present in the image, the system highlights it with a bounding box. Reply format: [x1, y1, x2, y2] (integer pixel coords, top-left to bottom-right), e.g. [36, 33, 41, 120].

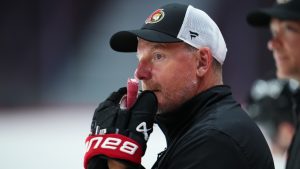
[177, 5, 227, 64]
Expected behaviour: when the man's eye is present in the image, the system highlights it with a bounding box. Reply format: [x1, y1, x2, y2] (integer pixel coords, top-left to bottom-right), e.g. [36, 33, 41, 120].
[153, 53, 164, 61]
[284, 24, 300, 33]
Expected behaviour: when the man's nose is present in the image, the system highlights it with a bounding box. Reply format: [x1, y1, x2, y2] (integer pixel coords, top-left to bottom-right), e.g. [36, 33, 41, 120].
[135, 61, 152, 80]
[268, 27, 282, 51]
[267, 36, 281, 51]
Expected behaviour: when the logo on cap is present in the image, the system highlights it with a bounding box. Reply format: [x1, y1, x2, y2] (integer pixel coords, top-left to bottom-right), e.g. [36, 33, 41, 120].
[145, 9, 165, 24]
[189, 31, 199, 40]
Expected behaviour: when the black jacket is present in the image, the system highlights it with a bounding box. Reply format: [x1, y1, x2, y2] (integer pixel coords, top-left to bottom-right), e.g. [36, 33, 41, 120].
[286, 89, 300, 169]
[152, 85, 274, 169]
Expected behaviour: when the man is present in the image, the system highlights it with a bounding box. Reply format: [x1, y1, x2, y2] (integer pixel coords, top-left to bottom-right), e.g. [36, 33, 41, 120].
[247, 0, 300, 168]
[84, 3, 274, 169]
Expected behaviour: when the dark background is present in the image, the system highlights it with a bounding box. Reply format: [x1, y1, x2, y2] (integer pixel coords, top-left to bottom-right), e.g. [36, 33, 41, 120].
[0, 0, 275, 107]
[0, 1, 278, 168]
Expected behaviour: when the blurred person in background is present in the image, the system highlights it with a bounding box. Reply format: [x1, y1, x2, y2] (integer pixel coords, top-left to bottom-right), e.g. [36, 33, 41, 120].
[246, 79, 298, 169]
[247, 0, 300, 168]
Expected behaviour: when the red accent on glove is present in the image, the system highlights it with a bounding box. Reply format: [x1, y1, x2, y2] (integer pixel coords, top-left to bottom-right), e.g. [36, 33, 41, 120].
[84, 134, 143, 169]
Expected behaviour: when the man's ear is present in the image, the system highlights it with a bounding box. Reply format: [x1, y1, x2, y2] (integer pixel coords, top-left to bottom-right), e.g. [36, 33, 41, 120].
[195, 47, 213, 77]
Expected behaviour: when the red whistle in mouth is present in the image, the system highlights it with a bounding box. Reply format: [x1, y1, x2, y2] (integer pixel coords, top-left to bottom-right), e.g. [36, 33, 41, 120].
[126, 77, 139, 109]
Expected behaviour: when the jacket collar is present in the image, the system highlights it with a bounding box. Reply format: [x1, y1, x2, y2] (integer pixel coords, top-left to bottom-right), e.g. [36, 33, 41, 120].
[155, 85, 232, 144]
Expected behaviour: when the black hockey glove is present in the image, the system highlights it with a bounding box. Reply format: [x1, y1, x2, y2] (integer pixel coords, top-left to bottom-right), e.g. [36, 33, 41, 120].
[84, 87, 158, 169]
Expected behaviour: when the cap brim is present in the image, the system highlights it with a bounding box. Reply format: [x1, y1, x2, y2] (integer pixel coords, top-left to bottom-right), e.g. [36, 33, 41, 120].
[247, 8, 300, 27]
[247, 9, 272, 27]
[110, 29, 181, 52]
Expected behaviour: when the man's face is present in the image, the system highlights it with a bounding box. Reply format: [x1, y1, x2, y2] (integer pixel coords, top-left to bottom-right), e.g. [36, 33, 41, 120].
[268, 18, 300, 81]
[136, 39, 199, 113]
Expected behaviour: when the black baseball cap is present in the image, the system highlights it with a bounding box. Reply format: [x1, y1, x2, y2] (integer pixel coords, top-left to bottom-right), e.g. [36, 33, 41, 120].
[247, 0, 300, 27]
[110, 3, 227, 64]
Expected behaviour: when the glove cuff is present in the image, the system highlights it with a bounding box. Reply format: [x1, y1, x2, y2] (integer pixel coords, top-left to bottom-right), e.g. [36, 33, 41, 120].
[84, 134, 143, 169]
